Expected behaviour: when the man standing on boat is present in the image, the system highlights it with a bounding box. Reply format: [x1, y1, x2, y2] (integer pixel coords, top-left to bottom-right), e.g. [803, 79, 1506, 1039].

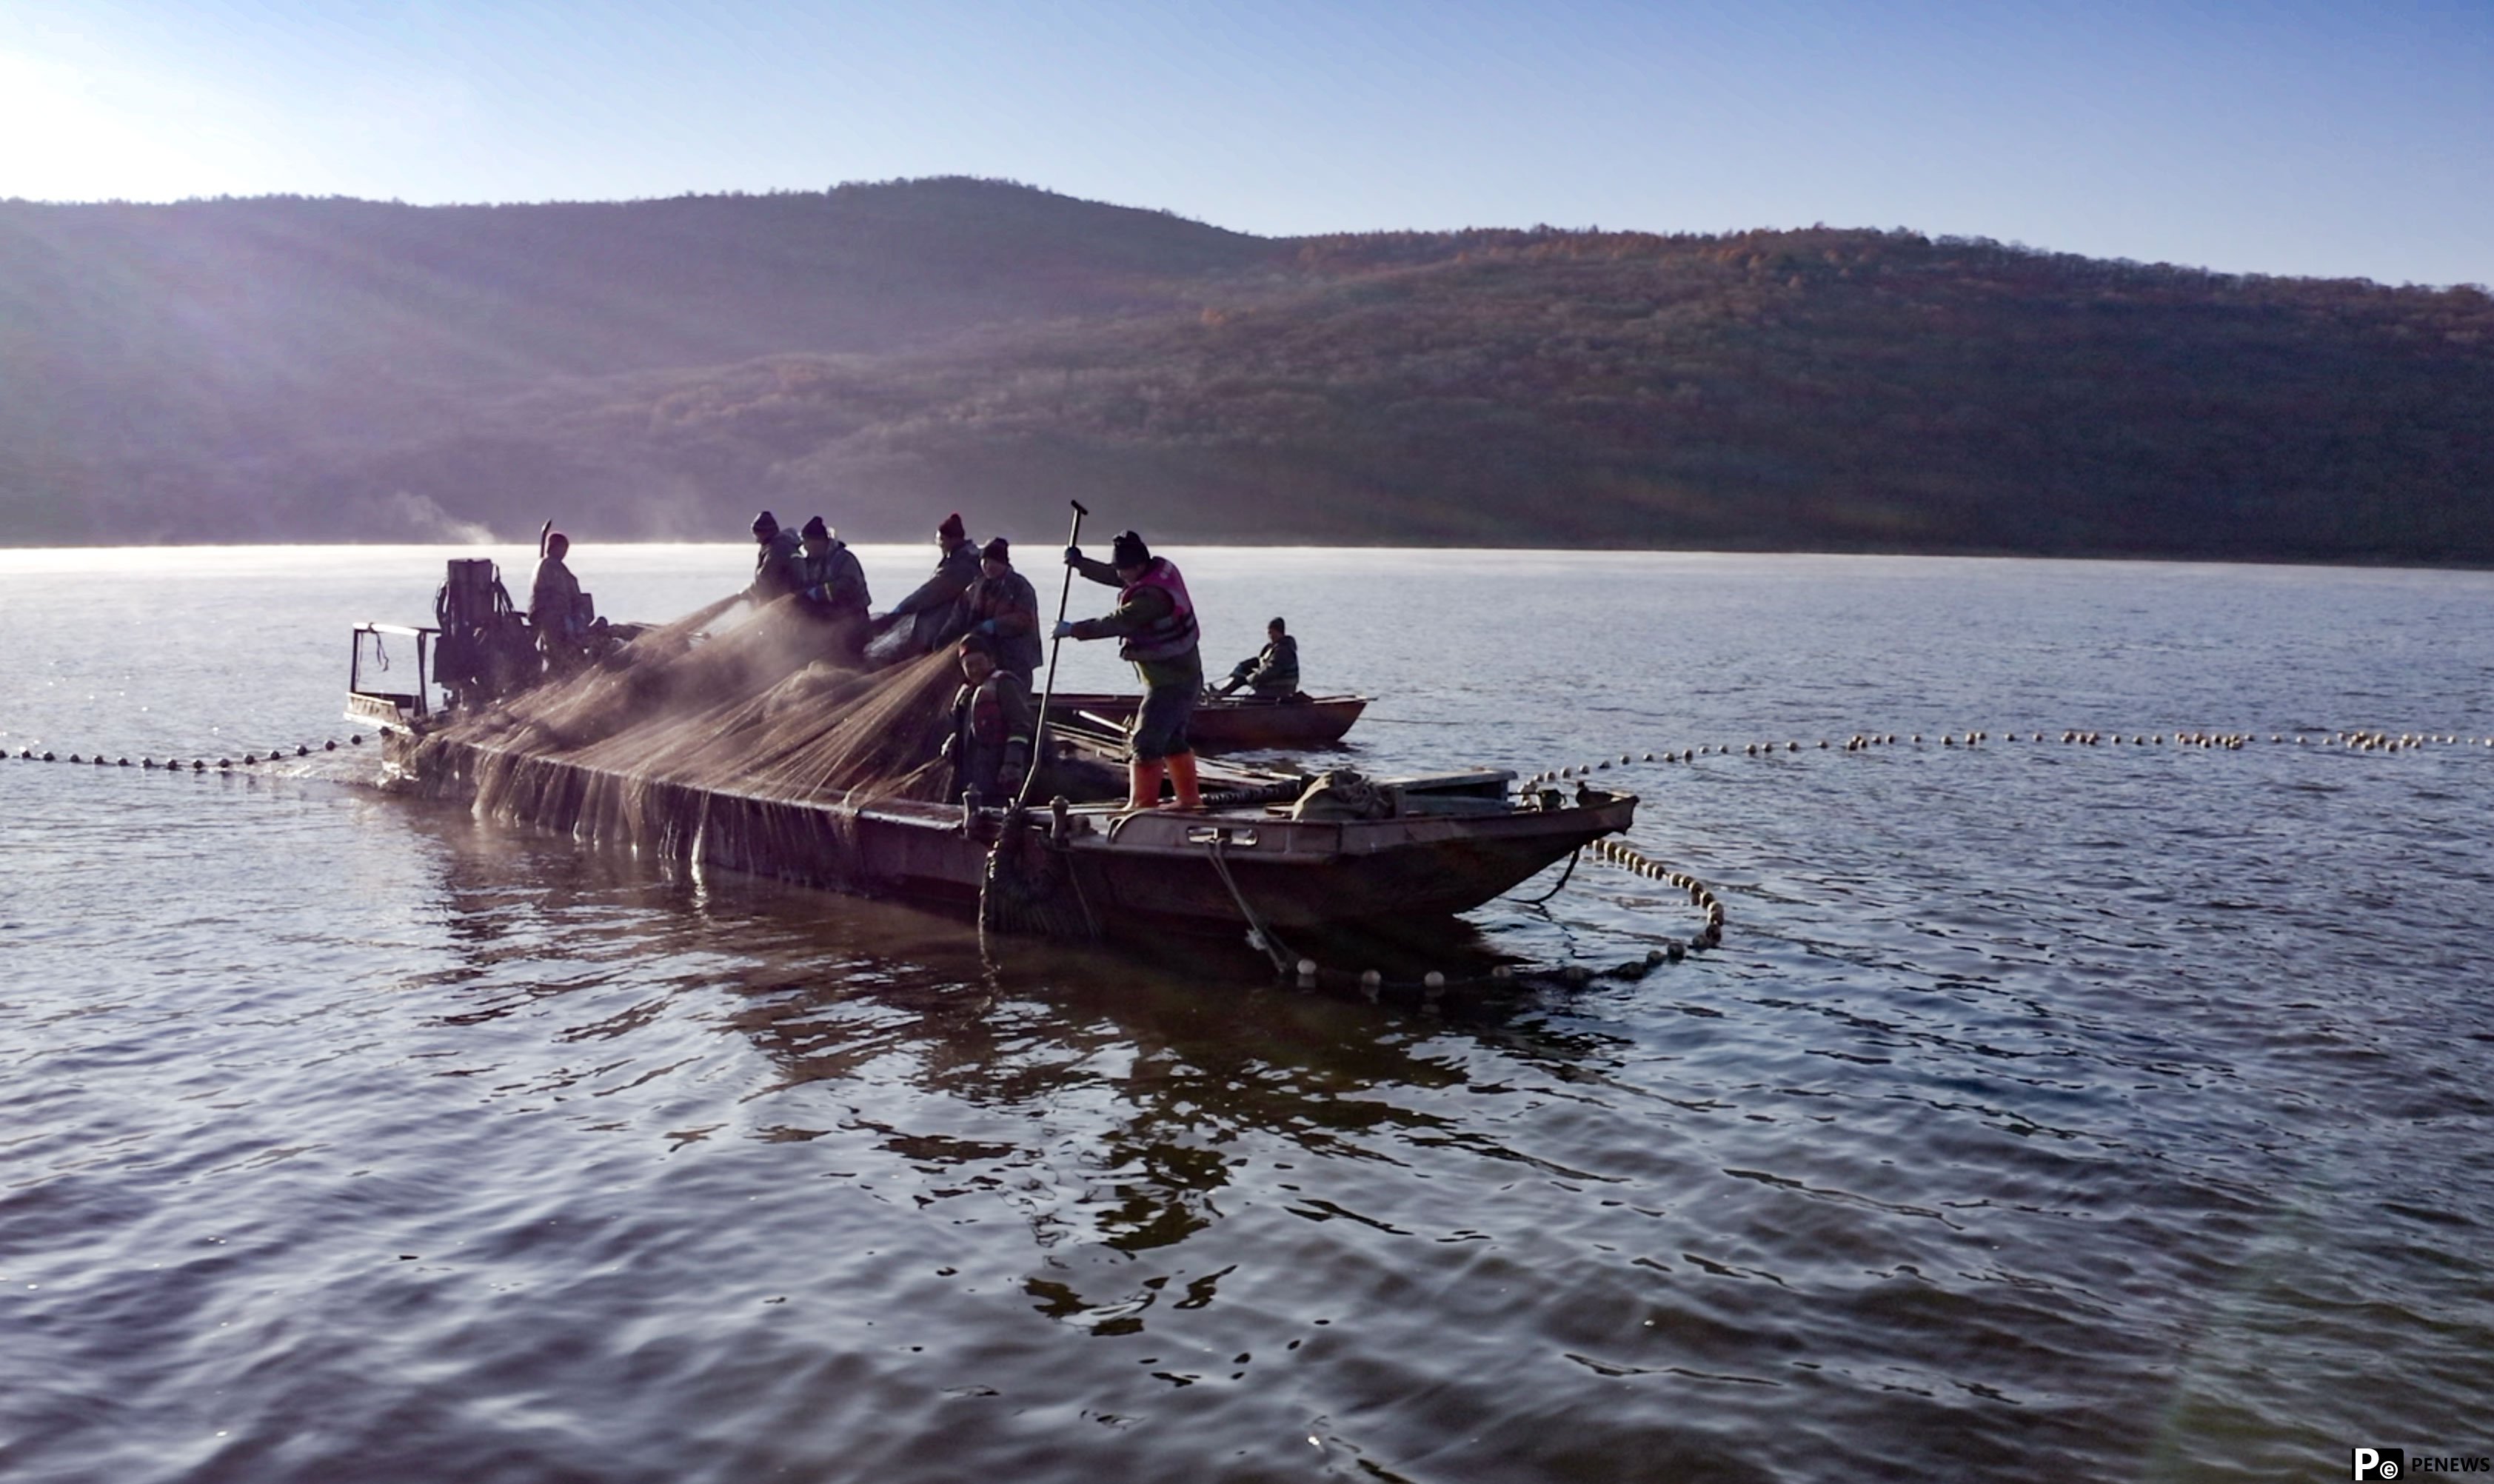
[749, 511, 804, 603]
[955, 537, 1043, 692]
[793, 515, 872, 662]
[942, 632, 1035, 806]
[879, 512, 982, 657]
[1214, 616, 1300, 700]
[529, 529, 586, 677]
[1057, 529, 1203, 811]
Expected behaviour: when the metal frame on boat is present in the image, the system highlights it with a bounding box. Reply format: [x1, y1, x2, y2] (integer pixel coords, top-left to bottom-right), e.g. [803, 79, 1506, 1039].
[347, 624, 437, 729]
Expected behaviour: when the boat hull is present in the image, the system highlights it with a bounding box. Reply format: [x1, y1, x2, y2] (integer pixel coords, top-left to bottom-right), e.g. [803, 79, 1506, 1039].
[1046, 692, 1368, 752]
[390, 732, 1630, 935]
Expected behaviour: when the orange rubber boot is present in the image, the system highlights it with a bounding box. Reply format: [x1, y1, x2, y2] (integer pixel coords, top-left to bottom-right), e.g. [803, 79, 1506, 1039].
[1126, 758, 1166, 811]
[1166, 750, 1203, 809]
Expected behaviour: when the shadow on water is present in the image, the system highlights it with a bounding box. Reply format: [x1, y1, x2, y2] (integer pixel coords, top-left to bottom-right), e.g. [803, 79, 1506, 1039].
[396, 794, 1632, 1254]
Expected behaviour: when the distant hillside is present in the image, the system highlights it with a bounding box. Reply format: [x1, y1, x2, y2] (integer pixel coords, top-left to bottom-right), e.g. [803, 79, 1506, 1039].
[4, 179, 2490, 561]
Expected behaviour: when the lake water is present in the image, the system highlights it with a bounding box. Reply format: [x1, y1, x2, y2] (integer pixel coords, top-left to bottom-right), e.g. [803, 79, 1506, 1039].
[3, 544, 2491, 1483]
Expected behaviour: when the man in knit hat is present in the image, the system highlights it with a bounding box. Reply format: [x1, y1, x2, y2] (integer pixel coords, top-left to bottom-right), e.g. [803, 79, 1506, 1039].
[940, 632, 1036, 806]
[952, 537, 1043, 692]
[880, 511, 981, 657]
[748, 510, 804, 603]
[792, 515, 872, 662]
[1057, 529, 1203, 810]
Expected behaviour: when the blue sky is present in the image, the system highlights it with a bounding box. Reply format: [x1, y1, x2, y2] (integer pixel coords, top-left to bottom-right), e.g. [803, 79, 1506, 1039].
[4, 0, 2487, 285]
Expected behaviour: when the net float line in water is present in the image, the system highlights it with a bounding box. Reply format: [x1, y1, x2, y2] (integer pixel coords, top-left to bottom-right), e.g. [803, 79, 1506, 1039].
[1521, 726, 2494, 783]
[4, 736, 370, 772]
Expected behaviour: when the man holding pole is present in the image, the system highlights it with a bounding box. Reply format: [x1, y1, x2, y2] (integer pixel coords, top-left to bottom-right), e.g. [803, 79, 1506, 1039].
[1054, 529, 1203, 811]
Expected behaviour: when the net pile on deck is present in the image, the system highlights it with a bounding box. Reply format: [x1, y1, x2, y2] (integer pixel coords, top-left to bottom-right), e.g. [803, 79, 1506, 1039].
[406, 595, 968, 859]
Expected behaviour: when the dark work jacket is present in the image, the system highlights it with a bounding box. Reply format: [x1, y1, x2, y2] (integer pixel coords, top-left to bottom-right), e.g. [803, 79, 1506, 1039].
[529, 557, 583, 637]
[1231, 634, 1299, 696]
[795, 540, 870, 615]
[751, 529, 805, 601]
[957, 568, 1043, 678]
[892, 538, 982, 653]
[945, 670, 1035, 801]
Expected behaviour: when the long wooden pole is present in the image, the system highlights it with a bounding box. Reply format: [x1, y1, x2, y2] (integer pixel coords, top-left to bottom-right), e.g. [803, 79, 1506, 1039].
[1013, 500, 1088, 812]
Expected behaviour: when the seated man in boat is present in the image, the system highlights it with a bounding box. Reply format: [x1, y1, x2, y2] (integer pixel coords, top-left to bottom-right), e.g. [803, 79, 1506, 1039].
[792, 515, 872, 662]
[528, 529, 588, 677]
[748, 510, 805, 603]
[877, 512, 982, 657]
[942, 632, 1035, 806]
[953, 537, 1043, 692]
[1214, 616, 1301, 701]
[1055, 529, 1203, 810]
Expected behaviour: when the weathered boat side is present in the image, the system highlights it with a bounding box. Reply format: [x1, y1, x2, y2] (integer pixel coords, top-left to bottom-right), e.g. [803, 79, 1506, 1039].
[390, 730, 1630, 933]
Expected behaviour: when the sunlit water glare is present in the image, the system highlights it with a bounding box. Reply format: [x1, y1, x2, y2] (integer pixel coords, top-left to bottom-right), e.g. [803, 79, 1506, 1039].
[3, 545, 2490, 1483]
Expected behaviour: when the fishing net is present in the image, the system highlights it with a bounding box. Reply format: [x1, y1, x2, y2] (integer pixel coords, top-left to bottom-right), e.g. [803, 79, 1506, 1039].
[398, 588, 1135, 937]
[409, 594, 991, 830]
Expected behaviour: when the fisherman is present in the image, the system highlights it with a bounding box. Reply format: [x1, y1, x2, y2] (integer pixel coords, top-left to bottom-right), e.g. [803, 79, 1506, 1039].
[749, 509, 805, 603]
[793, 515, 872, 661]
[941, 632, 1036, 806]
[529, 529, 587, 676]
[1056, 529, 1203, 810]
[878, 512, 982, 657]
[954, 537, 1043, 692]
[1215, 616, 1300, 700]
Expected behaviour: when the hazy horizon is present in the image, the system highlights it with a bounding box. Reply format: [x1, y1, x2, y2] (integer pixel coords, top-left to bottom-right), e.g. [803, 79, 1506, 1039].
[4, 1, 2487, 287]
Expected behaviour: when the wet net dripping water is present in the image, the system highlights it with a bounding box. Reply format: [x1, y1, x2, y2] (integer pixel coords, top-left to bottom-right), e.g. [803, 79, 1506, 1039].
[407, 595, 979, 850]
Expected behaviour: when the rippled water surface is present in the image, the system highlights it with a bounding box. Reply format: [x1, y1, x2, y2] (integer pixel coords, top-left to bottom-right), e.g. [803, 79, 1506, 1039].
[4, 545, 2493, 1483]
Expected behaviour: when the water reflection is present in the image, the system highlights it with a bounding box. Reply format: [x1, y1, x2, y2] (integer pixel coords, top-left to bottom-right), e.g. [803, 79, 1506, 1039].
[396, 796, 1631, 1286]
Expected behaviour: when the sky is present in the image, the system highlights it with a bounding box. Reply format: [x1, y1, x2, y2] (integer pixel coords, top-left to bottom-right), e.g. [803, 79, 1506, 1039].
[2, 0, 2487, 286]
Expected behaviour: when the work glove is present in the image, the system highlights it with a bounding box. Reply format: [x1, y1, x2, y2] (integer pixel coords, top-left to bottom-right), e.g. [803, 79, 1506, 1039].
[1063, 546, 1084, 567]
[1051, 620, 1077, 640]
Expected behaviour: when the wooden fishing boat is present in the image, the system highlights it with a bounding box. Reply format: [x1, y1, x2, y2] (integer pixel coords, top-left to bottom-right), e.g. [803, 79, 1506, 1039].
[348, 575, 1625, 937]
[1046, 691, 1369, 751]
[382, 726, 1631, 935]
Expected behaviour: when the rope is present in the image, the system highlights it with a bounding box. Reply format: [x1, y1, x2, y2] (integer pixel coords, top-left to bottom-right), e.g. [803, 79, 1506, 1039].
[1505, 845, 1582, 905]
[1199, 835, 1704, 1000]
[1205, 839, 1298, 974]
[978, 807, 1100, 943]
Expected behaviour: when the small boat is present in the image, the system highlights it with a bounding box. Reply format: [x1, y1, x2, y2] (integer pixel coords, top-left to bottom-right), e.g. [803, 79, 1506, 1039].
[1046, 691, 1369, 752]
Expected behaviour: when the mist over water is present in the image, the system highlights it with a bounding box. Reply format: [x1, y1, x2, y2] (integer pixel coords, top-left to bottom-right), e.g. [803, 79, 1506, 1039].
[4, 545, 2492, 1483]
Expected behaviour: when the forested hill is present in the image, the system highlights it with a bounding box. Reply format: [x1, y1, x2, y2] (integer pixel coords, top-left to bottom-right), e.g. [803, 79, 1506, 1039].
[4, 177, 2490, 561]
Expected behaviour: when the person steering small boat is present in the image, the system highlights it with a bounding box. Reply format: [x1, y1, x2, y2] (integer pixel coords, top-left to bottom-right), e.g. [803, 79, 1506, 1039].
[1215, 617, 1300, 701]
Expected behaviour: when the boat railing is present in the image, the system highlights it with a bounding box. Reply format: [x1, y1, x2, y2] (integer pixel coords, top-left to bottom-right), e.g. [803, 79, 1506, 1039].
[347, 623, 439, 728]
